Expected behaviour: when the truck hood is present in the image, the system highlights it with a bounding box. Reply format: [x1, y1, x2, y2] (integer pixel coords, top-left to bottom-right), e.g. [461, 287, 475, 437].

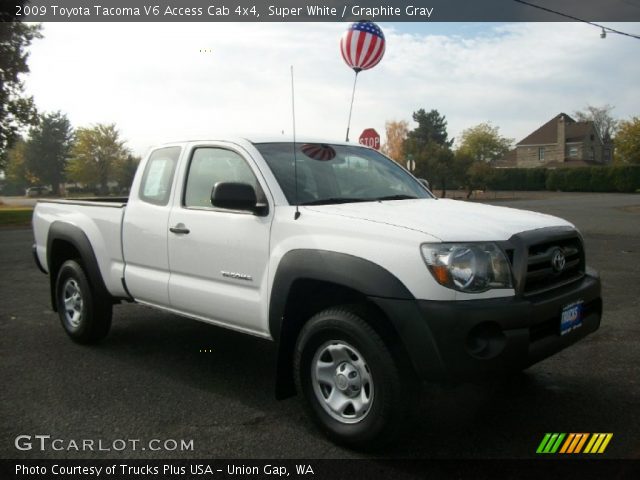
[304, 198, 574, 242]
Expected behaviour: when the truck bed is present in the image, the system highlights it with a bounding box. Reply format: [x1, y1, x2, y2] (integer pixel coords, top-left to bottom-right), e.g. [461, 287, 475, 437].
[37, 196, 128, 207]
[32, 197, 129, 299]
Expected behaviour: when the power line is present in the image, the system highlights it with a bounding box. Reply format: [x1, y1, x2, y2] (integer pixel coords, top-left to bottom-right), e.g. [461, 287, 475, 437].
[512, 0, 640, 40]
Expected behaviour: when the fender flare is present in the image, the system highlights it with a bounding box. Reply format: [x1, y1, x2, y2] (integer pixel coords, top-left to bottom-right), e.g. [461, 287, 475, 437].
[269, 249, 416, 398]
[269, 249, 413, 341]
[46, 221, 112, 311]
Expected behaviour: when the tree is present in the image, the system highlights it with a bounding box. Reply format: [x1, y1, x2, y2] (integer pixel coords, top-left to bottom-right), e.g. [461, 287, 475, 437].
[464, 159, 493, 199]
[457, 122, 513, 164]
[3, 137, 34, 194]
[381, 120, 409, 163]
[404, 109, 457, 196]
[0, 11, 42, 170]
[67, 124, 130, 195]
[115, 154, 141, 192]
[24, 112, 74, 195]
[406, 109, 454, 149]
[573, 104, 618, 142]
[407, 138, 464, 197]
[614, 117, 640, 165]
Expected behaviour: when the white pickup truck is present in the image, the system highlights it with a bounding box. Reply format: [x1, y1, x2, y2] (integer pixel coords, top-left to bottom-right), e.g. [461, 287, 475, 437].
[32, 137, 602, 448]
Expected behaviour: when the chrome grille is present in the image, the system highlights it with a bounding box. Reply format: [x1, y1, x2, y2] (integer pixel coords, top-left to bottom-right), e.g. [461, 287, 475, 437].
[523, 236, 584, 296]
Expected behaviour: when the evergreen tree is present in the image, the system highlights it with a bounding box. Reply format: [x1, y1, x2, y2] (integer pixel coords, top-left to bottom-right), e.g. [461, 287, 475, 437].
[0, 11, 42, 169]
[25, 112, 74, 195]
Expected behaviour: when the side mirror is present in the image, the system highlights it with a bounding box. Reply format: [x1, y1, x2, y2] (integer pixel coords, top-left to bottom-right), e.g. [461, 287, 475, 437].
[418, 178, 431, 190]
[211, 182, 267, 215]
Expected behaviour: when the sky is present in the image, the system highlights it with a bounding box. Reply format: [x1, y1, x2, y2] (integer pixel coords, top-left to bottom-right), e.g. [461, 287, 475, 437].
[23, 21, 640, 157]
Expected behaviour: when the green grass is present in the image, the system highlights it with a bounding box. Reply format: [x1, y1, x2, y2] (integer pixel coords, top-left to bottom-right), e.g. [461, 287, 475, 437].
[0, 208, 33, 227]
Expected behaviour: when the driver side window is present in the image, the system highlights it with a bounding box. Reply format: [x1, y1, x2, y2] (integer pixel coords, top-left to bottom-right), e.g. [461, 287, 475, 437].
[184, 147, 259, 209]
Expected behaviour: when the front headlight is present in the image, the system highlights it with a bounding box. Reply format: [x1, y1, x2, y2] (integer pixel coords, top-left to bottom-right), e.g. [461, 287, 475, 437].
[420, 243, 513, 293]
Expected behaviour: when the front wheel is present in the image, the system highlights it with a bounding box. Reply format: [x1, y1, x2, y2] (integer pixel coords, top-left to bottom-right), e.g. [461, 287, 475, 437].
[55, 259, 112, 344]
[294, 306, 414, 449]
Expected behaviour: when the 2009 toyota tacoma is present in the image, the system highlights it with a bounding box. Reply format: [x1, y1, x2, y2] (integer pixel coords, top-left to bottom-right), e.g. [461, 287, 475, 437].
[32, 138, 602, 448]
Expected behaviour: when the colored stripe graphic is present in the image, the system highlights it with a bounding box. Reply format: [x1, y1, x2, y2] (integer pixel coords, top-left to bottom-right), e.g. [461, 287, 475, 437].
[567, 433, 582, 453]
[536, 433, 552, 454]
[584, 433, 613, 454]
[536, 433, 565, 453]
[537, 433, 613, 454]
[574, 433, 589, 453]
[559, 433, 574, 453]
[598, 433, 613, 453]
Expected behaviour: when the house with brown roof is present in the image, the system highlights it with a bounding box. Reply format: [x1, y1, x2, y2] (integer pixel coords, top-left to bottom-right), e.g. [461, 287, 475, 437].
[508, 113, 612, 168]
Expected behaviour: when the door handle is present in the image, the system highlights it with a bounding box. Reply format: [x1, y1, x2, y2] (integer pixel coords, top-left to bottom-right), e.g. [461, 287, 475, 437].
[169, 225, 190, 235]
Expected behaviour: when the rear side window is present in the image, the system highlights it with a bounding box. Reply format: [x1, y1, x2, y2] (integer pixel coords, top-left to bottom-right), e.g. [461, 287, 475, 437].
[139, 147, 181, 205]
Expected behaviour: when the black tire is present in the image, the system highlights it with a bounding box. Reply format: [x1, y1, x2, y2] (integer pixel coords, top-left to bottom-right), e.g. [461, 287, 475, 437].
[294, 306, 414, 450]
[55, 259, 112, 344]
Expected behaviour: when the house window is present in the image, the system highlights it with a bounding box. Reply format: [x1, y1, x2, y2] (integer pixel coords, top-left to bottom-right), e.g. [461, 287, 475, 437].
[590, 134, 595, 141]
[604, 148, 611, 162]
[589, 147, 595, 160]
[538, 147, 545, 161]
[569, 146, 578, 157]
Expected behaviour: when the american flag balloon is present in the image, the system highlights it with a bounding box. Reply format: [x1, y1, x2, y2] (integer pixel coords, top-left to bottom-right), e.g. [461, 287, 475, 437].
[340, 21, 386, 73]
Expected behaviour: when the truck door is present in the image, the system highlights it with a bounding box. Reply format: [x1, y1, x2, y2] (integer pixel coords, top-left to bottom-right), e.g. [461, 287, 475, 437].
[122, 146, 182, 306]
[167, 144, 272, 336]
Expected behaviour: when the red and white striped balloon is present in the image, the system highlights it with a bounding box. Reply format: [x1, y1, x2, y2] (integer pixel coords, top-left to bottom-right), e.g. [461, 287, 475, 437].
[340, 21, 386, 73]
[301, 144, 336, 161]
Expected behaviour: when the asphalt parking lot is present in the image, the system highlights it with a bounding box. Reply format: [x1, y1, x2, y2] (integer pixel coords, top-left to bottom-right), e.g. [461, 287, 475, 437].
[1, 193, 639, 460]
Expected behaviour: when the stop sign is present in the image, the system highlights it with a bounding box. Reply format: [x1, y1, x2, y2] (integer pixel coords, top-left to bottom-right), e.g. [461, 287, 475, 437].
[359, 128, 380, 150]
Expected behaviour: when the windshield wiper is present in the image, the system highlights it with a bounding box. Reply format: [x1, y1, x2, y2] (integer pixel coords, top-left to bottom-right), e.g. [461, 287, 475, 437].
[301, 198, 373, 206]
[375, 194, 418, 201]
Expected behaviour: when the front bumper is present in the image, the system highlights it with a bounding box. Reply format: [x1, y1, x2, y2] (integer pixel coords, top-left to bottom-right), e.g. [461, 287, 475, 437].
[372, 271, 602, 381]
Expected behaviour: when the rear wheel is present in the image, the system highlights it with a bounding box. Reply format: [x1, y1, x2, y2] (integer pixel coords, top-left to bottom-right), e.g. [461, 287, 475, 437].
[55, 259, 112, 343]
[294, 306, 414, 449]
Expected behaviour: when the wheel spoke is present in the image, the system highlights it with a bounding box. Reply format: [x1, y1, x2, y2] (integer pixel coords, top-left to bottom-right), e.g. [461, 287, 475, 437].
[326, 344, 352, 364]
[315, 361, 335, 385]
[351, 396, 367, 417]
[326, 389, 351, 415]
[62, 278, 83, 328]
[357, 363, 372, 385]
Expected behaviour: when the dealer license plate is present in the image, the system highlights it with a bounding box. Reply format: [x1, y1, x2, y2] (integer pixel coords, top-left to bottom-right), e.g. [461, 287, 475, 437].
[560, 301, 583, 336]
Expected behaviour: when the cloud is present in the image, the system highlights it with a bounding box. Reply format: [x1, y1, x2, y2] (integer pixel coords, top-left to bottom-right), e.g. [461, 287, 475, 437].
[24, 22, 640, 154]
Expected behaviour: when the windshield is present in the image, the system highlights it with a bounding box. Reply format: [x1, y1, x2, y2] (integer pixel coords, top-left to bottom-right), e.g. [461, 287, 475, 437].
[254, 143, 433, 205]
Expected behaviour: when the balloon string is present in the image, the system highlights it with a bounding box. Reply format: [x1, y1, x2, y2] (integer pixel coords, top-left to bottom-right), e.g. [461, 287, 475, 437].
[345, 71, 359, 142]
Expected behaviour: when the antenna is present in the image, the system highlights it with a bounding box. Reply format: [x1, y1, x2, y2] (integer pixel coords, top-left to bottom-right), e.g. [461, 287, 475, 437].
[291, 66, 300, 220]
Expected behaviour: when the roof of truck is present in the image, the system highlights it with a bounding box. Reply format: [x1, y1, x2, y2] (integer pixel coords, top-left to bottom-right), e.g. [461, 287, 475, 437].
[160, 136, 356, 148]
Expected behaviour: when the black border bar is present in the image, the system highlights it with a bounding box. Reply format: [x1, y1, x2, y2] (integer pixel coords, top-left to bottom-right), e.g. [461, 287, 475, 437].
[6, 0, 640, 22]
[3, 459, 640, 480]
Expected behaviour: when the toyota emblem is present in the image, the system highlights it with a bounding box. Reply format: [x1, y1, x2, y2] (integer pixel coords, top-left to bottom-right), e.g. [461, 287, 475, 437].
[551, 249, 566, 273]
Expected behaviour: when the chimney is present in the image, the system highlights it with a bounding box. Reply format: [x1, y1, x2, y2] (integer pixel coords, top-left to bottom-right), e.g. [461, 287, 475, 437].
[557, 114, 566, 161]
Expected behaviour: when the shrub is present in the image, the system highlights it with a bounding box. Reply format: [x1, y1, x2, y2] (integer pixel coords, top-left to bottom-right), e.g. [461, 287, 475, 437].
[487, 166, 640, 193]
[612, 166, 640, 193]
